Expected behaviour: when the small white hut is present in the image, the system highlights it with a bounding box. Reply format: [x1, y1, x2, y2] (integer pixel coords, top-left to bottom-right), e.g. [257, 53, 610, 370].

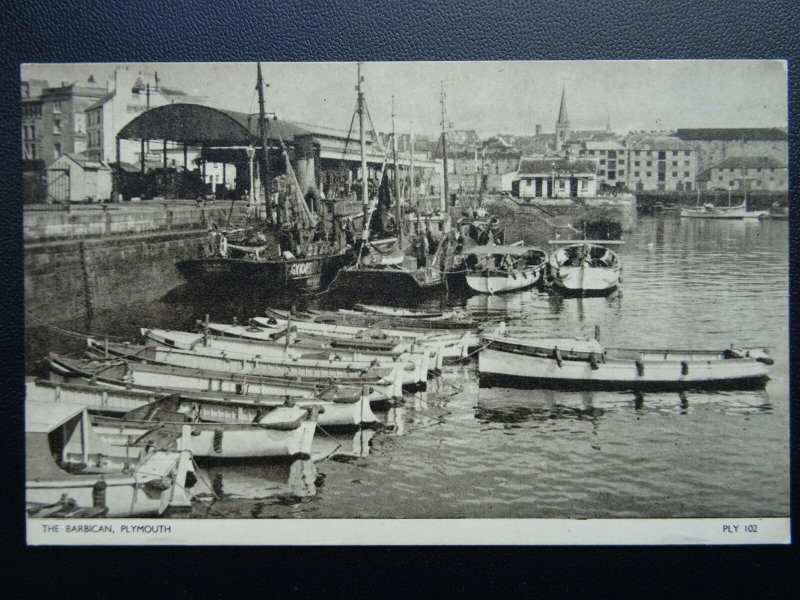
[46, 153, 112, 203]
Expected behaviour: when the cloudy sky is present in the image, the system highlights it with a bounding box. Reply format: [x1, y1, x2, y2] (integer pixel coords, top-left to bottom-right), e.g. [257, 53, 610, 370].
[22, 61, 787, 137]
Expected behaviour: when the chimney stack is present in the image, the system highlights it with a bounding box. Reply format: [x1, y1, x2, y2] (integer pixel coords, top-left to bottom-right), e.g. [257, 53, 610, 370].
[535, 124, 542, 136]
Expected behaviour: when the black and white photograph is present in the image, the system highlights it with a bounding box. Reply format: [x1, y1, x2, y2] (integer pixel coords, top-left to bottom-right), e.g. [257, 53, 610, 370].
[21, 59, 789, 544]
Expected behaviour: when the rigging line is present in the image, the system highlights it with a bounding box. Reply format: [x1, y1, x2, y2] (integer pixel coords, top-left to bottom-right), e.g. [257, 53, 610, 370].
[341, 97, 360, 164]
[363, 100, 385, 154]
[25, 310, 129, 341]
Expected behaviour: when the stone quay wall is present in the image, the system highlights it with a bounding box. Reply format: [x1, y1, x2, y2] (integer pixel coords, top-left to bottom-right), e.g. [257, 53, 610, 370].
[23, 201, 240, 324]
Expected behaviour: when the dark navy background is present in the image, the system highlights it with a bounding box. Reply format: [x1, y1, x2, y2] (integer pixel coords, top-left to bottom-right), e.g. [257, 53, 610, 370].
[1, 0, 797, 594]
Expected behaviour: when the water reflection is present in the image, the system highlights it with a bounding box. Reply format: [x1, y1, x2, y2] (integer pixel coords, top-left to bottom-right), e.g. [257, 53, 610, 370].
[475, 389, 606, 425]
[315, 427, 377, 461]
[200, 458, 318, 501]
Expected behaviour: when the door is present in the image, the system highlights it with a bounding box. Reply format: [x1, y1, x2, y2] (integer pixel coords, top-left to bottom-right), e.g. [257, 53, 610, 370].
[570, 177, 578, 198]
[535, 178, 543, 197]
[511, 180, 520, 197]
[46, 167, 70, 203]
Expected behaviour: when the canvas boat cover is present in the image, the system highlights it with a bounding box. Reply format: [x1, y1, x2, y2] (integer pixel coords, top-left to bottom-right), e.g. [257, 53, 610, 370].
[466, 245, 543, 257]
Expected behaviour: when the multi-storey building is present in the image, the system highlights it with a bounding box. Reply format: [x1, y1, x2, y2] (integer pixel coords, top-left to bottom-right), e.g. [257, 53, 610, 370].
[85, 68, 198, 164]
[625, 136, 698, 192]
[38, 80, 107, 163]
[21, 79, 48, 162]
[674, 128, 788, 176]
[578, 140, 628, 189]
[704, 156, 787, 192]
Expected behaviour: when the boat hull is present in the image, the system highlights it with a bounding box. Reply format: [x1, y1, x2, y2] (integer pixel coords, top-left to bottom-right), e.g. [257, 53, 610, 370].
[549, 265, 620, 297]
[466, 268, 541, 295]
[177, 252, 349, 292]
[478, 347, 770, 391]
[334, 266, 444, 293]
[93, 419, 317, 460]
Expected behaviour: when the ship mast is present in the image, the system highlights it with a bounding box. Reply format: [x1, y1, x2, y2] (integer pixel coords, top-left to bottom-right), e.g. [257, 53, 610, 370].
[256, 63, 272, 223]
[440, 82, 450, 212]
[391, 95, 402, 246]
[357, 63, 369, 222]
[410, 122, 416, 212]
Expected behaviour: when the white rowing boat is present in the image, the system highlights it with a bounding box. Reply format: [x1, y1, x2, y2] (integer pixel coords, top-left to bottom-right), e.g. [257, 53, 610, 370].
[26, 401, 198, 517]
[547, 240, 623, 297]
[464, 245, 548, 295]
[44, 355, 381, 427]
[478, 330, 773, 391]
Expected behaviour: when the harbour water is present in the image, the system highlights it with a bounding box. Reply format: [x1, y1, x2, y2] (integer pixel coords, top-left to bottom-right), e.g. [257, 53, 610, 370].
[25, 216, 790, 518]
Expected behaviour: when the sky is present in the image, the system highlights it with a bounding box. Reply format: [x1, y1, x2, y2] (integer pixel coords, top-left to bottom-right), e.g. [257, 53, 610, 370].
[21, 61, 787, 138]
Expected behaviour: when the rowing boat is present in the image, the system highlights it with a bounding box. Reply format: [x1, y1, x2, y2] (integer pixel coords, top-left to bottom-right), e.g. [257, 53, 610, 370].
[26, 401, 198, 517]
[478, 330, 773, 391]
[547, 240, 623, 297]
[86, 339, 410, 395]
[44, 355, 381, 427]
[90, 397, 319, 460]
[139, 329, 433, 384]
[464, 245, 548, 295]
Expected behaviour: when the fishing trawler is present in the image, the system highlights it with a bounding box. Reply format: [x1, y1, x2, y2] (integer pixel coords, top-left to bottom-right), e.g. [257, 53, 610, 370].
[176, 63, 350, 292]
[335, 67, 451, 294]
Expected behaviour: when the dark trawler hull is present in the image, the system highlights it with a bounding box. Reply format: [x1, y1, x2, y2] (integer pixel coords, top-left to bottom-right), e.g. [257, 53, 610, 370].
[177, 251, 350, 292]
[333, 265, 445, 295]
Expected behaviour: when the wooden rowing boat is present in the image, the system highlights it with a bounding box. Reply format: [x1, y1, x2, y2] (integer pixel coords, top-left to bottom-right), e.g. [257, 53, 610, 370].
[478, 331, 773, 391]
[138, 329, 432, 385]
[26, 401, 198, 517]
[85, 339, 410, 395]
[547, 240, 623, 297]
[44, 355, 381, 427]
[89, 397, 319, 460]
[464, 245, 548, 295]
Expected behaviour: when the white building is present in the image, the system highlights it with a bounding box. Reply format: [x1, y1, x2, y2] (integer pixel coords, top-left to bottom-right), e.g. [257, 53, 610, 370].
[513, 157, 599, 200]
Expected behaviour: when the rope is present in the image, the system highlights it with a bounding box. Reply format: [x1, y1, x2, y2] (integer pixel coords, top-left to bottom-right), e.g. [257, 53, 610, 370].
[25, 310, 129, 341]
[313, 424, 343, 460]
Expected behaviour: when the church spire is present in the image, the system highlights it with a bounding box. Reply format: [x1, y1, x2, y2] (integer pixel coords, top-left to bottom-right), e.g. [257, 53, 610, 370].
[557, 84, 569, 126]
[554, 83, 570, 152]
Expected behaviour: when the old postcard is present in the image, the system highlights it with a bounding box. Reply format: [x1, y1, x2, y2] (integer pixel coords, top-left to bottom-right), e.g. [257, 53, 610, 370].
[22, 60, 789, 545]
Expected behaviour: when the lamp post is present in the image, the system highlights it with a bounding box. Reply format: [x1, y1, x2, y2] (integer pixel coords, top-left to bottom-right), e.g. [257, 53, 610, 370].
[245, 145, 255, 209]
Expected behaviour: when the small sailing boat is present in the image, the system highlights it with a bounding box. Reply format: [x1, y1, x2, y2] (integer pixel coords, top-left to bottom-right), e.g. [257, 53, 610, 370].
[547, 240, 624, 297]
[681, 150, 767, 219]
[464, 244, 548, 295]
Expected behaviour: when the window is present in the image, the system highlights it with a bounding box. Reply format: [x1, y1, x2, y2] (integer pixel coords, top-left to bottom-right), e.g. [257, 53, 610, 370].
[598, 170, 605, 175]
[558, 180, 565, 189]
[600, 150, 606, 155]
[52, 100, 61, 114]
[684, 161, 690, 167]
[686, 182, 692, 191]
[683, 171, 689, 178]
[53, 119, 61, 134]
[646, 161, 652, 167]
[618, 169, 625, 176]
[658, 151, 666, 160]
[756, 181, 761, 187]
[22, 125, 28, 140]
[53, 143, 61, 159]
[672, 161, 678, 167]
[635, 150, 641, 156]
[588, 150, 595, 155]
[671, 172, 677, 177]
[599, 159, 606, 165]
[634, 171, 640, 177]
[581, 180, 588, 190]
[684, 150, 690, 156]
[607, 150, 616, 158]
[729, 181, 734, 187]
[30, 125, 35, 139]
[618, 159, 625, 165]
[634, 161, 640, 167]
[672, 150, 678, 156]
[646, 172, 652, 177]
[608, 170, 616, 180]
[719, 176, 723, 181]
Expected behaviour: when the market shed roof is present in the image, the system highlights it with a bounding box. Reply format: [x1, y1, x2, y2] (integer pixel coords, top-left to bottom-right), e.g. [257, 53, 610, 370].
[518, 158, 597, 175]
[117, 103, 311, 146]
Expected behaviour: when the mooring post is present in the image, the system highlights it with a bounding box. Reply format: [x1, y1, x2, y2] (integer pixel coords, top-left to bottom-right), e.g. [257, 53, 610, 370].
[104, 338, 108, 358]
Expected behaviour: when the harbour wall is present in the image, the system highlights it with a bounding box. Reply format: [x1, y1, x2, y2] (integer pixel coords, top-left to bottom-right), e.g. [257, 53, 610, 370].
[467, 194, 637, 246]
[23, 201, 240, 324]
